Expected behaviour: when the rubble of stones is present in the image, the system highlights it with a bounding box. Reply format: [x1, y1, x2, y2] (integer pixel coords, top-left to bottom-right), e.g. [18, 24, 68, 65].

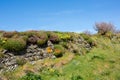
[67, 36, 91, 55]
[0, 37, 91, 73]
[0, 40, 55, 73]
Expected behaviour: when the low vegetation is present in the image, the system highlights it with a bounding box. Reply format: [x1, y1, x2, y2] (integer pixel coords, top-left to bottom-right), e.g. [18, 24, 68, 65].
[2, 38, 26, 52]
[0, 22, 120, 80]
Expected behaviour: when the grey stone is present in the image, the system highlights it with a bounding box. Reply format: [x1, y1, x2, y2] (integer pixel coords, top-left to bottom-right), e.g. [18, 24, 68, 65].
[0, 77, 3, 80]
[2, 50, 7, 54]
[47, 40, 54, 49]
[28, 44, 38, 49]
[25, 53, 33, 57]
[6, 53, 14, 57]
[51, 55, 56, 59]
[0, 64, 4, 69]
[43, 53, 48, 58]
[37, 48, 42, 51]
[85, 44, 91, 48]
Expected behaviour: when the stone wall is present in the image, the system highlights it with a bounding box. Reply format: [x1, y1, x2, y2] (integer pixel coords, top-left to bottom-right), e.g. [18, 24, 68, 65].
[0, 37, 91, 73]
[0, 41, 55, 73]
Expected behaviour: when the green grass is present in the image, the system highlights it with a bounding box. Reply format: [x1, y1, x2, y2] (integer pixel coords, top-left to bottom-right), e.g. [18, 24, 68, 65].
[39, 47, 120, 80]
[39, 37, 120, 80]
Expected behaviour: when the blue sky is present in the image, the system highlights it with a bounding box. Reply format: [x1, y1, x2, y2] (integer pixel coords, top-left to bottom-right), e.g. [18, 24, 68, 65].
[0, 0, 120, 32]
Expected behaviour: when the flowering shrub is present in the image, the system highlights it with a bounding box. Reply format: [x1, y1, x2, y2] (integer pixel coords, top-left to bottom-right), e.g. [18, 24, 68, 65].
[46, 47, 53, 53]
[53, 45, 64, 57]
[56, 32, 71, 41]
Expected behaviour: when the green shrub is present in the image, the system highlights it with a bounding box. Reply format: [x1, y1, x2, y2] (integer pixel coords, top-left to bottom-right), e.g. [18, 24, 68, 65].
[54, 45, 64, 57]
[37, 39, 46, 46]
[19, 72, 42, 80]
[2, 38, 26, 52]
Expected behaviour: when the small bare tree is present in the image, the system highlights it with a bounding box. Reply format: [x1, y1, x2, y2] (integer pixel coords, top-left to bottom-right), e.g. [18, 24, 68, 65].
[94, 22, 115, 35]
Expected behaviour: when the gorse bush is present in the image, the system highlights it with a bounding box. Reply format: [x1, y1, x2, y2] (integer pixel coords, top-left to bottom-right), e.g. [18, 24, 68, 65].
[55, 32, 71, 41]
[54, 45, 64, 57]
[3, 38, 26, 52]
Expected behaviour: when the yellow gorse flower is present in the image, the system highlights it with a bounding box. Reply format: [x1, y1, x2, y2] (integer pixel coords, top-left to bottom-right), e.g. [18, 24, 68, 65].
[46, 47, 53, 53]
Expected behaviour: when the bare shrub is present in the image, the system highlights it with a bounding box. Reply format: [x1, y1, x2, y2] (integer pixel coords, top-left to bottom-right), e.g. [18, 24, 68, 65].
[83, 30, 92, 36]
[94, 22, 115, 35]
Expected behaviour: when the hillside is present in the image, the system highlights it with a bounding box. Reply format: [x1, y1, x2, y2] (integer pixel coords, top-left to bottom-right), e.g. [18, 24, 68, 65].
[0, 28, 120, 80]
